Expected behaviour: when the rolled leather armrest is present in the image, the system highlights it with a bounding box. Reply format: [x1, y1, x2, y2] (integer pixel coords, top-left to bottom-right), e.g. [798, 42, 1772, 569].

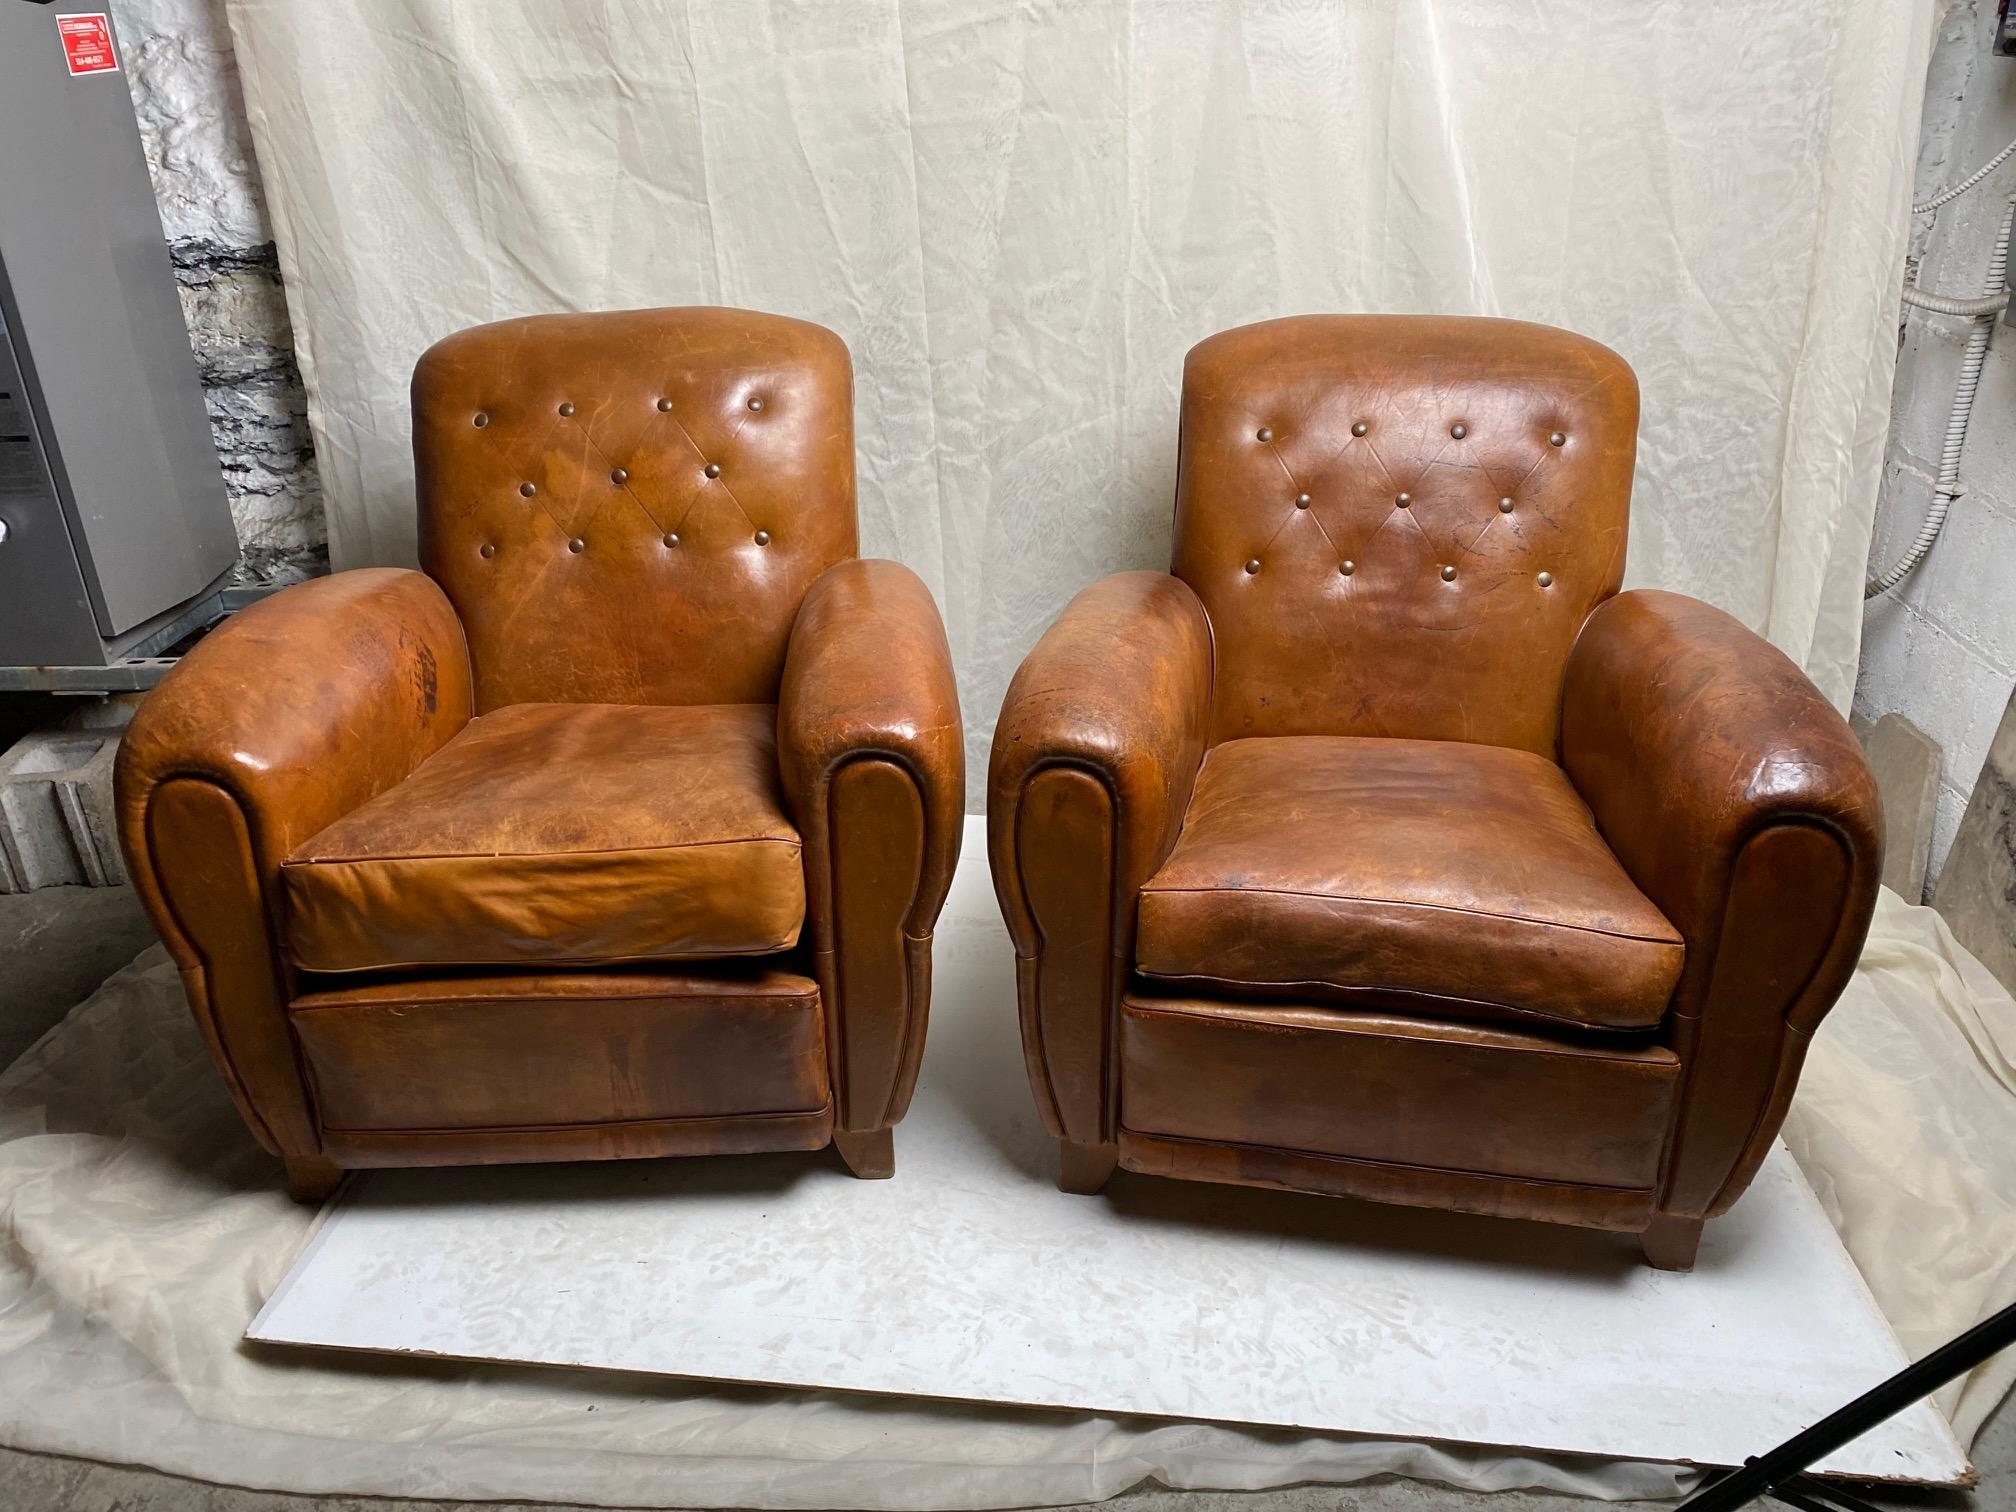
[777, 558, 964, 1133]
[987, 571, 1214, 1145]
[114, 569, 473, 1157]
[1560, 588, 1882, 1217]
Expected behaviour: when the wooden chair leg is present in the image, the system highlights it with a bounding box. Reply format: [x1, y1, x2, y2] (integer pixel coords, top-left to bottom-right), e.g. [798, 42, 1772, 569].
[833, 1127, 896, 1179]
[1059, 1139, 1119, 1195]
[1641, 1214, 1705, 1271]
[283, 1153, 344, 1204]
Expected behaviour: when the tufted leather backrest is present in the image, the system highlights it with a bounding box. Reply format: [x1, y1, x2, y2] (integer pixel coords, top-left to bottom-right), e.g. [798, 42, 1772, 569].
[415, 307, 858, 711]
[1171, 315, 1637, 756]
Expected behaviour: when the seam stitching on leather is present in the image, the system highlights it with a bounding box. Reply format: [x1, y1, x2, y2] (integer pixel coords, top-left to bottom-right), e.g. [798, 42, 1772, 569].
[1119, 1128, 1657, 1198]
[1131, 969, 1661, 1035]
[1014, 758, 1125, 1142]
[144, 777, 293, 1154]
[323, 1103, 834, 1139]
[824, 752, 929, 1130]
[290, 941, 803, 976]
[292, 987, 822, 1013]
[287, 834, 805, 867]
[1138, 883, 1682, 947]
[1123, 998, 1680, 1065]
[1704, 834, 1855, 1209]
[1660, 817, 1858, 1213]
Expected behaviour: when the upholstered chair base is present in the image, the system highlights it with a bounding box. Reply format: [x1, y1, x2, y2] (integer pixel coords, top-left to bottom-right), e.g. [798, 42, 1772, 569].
[1640, 1215, 1706, 1272]
[1059, 1140, 1120, 1195]
[833, 1127, 896, 1179]
[284, 1154, 345, 1204]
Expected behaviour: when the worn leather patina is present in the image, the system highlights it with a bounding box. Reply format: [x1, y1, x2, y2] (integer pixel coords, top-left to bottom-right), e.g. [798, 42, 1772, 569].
[989, 315, 1881, 1268]
[117, 307, 962, 1198]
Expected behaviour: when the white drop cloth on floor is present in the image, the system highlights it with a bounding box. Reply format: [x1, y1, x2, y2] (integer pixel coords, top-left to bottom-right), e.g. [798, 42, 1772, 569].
[1782, 888, 2016, 1446]
[0, 882, 2007, 1507]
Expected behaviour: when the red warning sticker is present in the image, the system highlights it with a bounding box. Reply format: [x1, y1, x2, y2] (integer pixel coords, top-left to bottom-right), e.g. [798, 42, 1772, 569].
[57, 14, 120, 76]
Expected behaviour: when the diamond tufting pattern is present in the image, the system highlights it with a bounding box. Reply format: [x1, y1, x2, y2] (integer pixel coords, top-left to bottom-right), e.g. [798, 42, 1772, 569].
[415, 308, 858, 711]
[1171, 315, 1638, 755]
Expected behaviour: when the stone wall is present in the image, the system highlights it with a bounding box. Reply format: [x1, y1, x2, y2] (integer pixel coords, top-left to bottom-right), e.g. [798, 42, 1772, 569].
[109, 0, 325, 584]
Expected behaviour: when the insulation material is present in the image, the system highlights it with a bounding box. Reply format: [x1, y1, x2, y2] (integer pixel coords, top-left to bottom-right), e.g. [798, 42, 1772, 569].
[219, 0, 1935, 798]
[0, 883, 2009, 1506]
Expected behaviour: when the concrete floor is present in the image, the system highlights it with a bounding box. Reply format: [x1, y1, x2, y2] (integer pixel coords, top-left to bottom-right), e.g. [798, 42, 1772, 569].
[0, 881, 159, 1067]
[0, 883, 2009, 1512]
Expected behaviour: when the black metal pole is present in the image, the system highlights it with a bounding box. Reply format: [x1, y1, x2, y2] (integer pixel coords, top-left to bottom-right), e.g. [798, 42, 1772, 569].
[1676, 1298, 2016, 1512]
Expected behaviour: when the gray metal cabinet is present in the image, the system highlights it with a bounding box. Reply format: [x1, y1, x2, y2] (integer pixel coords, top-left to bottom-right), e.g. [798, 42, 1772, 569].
[0, 1, 239, 677]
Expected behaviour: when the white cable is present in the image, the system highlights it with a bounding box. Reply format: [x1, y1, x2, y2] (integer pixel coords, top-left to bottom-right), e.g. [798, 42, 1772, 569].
[1915, 131, 2016, 213]
[1867, 196, 2016, 598]
[1901, 285, 2011, 316]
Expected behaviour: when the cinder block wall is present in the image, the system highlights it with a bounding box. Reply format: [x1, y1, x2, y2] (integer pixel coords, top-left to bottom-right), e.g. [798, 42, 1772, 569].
[106, 0, 325, 584]
[1857, 0, 2016, 884]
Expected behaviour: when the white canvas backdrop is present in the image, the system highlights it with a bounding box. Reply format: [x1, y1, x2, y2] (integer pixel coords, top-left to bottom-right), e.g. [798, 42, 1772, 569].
[223, 0, 1935, 798]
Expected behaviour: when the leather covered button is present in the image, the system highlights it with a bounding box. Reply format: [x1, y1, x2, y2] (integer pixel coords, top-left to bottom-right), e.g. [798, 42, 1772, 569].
[568, 537, 585, 553]
[1295, 493, 1311, 509]
[611, 468, 629, 485]
[1450, 423, 1467, 439]
[1441, 564, 1457, 581]
[748, 396, 764, 412]
[1498, 496, 1514, 513]
[705, 462, 722, 478]
[558, 402, 576, 417]
[1395, 492, 1411, 508]
[1537, 571, 1554, 587]
[478, 543, 495, 559]
[519, 482, 536, 497]
[1256, 427, 1274, 443]
[657, 397, 673, 412]
[1549, 431, 1566, 446]
[472, 412, 489, 428]
[1244, 558, 1261, 575]
[1351, 421, 1368, 436]
[1340, 560, 1356, 576]
[663, 533, 679, 548]
[754, 529, 771, 546]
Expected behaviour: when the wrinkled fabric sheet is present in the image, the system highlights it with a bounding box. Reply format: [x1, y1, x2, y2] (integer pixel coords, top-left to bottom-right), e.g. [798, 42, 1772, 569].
[1783, 887, 2016, 1446]
[221, 0, 1935, 803]
[0, 945, 1692, 1508]
[0, 884, 2008, 1506]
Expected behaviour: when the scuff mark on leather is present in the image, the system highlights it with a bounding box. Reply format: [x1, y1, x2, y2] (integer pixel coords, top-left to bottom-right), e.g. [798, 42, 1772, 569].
[413, 641, 439, 716]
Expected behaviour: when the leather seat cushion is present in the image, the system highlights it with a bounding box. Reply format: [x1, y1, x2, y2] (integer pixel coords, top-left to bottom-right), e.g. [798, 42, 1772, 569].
[1135, 736, 1684, 1032]
[282, 702, 805, 972]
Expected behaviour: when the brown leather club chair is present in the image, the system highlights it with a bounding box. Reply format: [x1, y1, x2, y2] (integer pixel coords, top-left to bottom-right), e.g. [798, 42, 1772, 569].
[988, 314, 1881, 1270]
[116, 307, 962, 1200]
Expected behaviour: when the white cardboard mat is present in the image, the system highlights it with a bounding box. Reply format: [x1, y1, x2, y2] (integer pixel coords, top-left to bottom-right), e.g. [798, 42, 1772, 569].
[250, 829, 1970, 1485]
